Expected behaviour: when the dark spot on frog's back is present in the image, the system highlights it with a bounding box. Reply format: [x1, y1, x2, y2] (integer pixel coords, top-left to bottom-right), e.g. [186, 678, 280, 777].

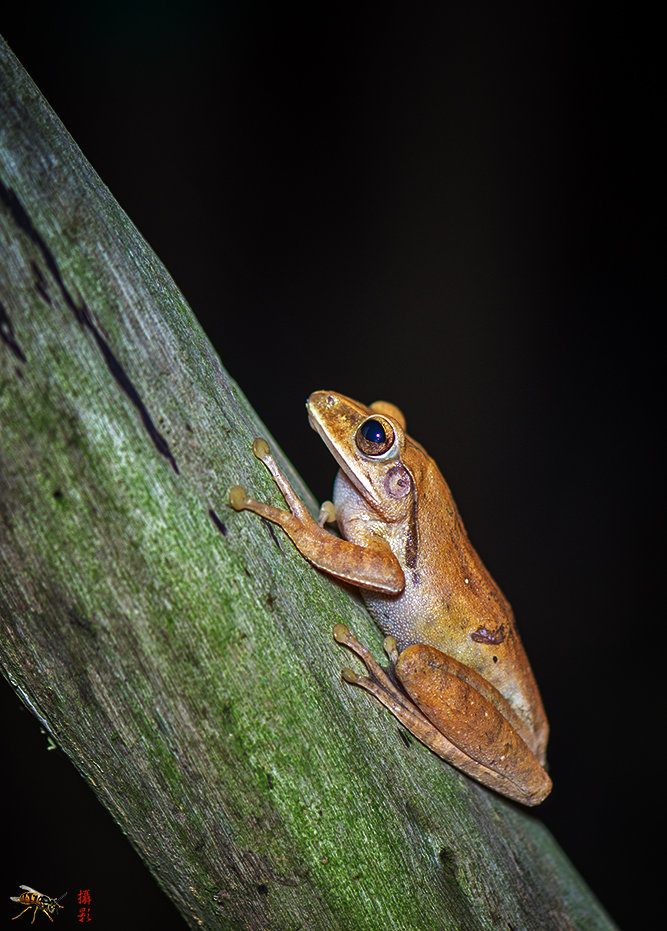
[470, 624, 506, 645]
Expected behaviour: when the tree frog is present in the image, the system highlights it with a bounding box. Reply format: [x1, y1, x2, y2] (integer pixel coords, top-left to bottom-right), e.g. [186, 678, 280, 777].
[229, 391, 551, 805]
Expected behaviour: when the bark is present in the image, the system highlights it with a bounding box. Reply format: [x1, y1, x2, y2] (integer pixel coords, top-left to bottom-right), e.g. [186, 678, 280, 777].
[0, 36, 616, 931]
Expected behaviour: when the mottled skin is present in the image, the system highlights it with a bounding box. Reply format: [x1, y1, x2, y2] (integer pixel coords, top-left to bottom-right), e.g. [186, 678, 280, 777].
[230, 391, 551, 805]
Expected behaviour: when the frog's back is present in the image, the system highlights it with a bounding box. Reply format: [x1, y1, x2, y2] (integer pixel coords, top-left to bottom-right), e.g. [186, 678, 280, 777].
[365, 440, 549, 760]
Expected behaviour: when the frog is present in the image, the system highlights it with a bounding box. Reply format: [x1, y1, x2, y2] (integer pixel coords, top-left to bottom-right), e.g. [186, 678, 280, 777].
[229, 391, 551, 805]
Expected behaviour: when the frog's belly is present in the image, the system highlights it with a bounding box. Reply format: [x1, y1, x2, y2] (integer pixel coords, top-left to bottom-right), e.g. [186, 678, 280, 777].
[362, 580, 473, 658]
[361, 584, 516, 703]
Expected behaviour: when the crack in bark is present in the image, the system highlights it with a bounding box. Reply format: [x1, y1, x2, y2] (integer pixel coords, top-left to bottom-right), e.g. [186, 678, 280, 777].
[0, 175, 179, 474]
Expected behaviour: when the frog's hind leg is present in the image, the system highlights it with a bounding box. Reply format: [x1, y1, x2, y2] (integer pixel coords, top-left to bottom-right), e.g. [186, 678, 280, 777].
[333, 625, 551, 805]
[395, 643, 552, 805]
[333, 624, 503, 784]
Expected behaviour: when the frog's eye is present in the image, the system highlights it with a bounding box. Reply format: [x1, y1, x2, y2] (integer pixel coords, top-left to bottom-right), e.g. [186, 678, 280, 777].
[356, 417, 395, 456]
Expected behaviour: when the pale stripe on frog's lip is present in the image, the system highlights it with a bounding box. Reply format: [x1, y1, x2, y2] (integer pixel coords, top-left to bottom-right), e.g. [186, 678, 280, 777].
[306, 391, 389, 510]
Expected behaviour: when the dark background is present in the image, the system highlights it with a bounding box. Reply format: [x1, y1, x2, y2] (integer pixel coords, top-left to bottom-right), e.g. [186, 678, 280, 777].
[1, 4, 659, 929]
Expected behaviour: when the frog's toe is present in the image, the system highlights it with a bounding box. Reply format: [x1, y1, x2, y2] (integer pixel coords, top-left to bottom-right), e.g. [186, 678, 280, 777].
[341, 667, 362, 685]
[229, 485, 250, 510]
[333, 623, 350, 643]
[383, 636, 399, 664]
[252, 438, 271, 460]
[318, 500, 336, 527]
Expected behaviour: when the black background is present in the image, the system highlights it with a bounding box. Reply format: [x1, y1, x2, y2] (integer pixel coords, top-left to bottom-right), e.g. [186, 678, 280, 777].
[1, 4, 659, 929]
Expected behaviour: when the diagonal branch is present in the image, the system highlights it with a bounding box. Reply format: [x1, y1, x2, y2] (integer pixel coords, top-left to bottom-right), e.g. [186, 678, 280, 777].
[0, 35, 616, 930]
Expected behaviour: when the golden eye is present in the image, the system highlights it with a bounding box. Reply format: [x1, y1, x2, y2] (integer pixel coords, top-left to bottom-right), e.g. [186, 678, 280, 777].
[356, 417, 395, 456]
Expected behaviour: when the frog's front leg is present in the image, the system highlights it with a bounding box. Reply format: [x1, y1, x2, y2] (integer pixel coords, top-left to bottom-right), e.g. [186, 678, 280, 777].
[229, 439, 404, 594]
[334, 624, 552, 806]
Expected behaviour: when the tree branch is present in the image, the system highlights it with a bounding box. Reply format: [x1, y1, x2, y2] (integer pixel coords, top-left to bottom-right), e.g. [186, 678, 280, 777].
[0, 36, 616, 930]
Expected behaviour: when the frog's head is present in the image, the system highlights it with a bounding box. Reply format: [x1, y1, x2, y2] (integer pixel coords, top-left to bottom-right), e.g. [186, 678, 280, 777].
[307, 390, 418, 520]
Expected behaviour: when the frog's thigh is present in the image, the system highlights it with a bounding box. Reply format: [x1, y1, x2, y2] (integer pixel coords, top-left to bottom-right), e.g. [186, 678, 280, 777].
[396, 643, 551, 801]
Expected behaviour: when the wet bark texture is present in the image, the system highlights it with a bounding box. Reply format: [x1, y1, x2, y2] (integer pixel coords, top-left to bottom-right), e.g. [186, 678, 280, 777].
[0, 36, 616, 930]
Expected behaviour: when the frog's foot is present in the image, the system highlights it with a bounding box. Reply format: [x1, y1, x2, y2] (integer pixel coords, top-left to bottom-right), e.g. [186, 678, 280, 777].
[229, 439, 313, 528]
[333, 623, 445, 748]
[231, 442, 404, 594]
